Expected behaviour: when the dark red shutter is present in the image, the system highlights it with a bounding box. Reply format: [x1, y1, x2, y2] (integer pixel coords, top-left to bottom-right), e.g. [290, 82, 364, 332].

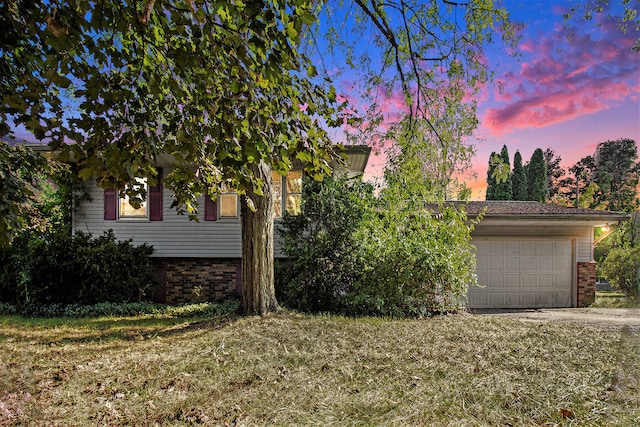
[104, 188, 117, 220]
[204, 195, 218, 221]
[149, 168, 163, 221]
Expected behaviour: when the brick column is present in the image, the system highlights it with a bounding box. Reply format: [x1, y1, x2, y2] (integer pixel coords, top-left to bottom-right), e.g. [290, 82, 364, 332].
[577, 261, 597, 307]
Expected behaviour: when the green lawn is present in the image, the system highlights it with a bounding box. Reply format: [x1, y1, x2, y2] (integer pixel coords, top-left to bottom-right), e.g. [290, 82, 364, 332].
[1, 311, 638, 426]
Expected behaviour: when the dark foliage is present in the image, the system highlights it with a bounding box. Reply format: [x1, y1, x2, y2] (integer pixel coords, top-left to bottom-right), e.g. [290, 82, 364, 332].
[0, 230, 157, 305]
[511, 150, 528, 200]
[276, 175, 372, 313]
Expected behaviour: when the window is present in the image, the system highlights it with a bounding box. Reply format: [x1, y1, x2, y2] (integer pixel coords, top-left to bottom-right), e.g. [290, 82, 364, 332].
[104, 169, 163, 221]
[119, 178, 148, 218]
[272, 170, 302, 218]
[220, 186, 238, 218]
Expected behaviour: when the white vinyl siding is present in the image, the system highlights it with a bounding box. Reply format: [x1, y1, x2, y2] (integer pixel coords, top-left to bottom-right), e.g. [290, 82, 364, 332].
[74, 180, 284, 258]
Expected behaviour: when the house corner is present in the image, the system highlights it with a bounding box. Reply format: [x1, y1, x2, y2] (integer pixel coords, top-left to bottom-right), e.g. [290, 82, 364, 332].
[577, 261, 597, 307]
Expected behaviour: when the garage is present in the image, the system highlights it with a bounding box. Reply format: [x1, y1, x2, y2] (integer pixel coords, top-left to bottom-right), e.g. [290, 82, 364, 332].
[468, 239, 574, 309]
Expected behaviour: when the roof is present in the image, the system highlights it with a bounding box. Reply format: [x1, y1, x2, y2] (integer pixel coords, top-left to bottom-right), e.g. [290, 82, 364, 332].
[437, 201, 629, 222]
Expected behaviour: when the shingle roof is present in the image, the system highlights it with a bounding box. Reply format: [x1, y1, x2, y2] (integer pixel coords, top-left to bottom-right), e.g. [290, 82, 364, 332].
[437, 201, 629, 220]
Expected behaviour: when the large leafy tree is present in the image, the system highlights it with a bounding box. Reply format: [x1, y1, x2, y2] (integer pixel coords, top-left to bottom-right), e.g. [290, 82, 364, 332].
[544, 147, 565, 201]
[526, 148, 548, 203]
[2, 0, 514, 314]
[594, 138, 639, 212]
[2, 0, 340, 315]
[0, 142, 50, 246]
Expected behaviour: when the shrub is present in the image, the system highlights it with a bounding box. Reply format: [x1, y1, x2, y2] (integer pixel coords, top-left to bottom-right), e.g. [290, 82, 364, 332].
[0, 230, 158, 305]
[276, 175, 373, 313]
[276, 175, 476, 317]
[600, 245, 640, 299]
[355, 204, 477, 316]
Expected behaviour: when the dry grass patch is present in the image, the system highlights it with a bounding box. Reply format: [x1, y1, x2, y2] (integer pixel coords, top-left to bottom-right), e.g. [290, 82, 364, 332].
[1, 312, 638, 426]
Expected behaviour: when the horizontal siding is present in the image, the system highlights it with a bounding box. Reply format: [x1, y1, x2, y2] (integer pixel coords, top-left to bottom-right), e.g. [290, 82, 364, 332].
[74, 180, 287, 258]
[576, 235, 593, 263]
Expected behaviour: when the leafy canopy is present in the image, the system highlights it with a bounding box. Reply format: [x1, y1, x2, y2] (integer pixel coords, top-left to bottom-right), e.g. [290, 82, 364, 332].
[2, 0, 343, 215]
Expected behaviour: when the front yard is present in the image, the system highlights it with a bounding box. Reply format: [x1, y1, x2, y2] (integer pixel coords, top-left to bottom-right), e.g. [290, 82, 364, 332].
[1, 311, 638, 426]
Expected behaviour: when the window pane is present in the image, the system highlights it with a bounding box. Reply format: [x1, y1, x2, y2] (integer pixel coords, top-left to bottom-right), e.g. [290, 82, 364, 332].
[285, 171, 302, 215]
[286, 170, 302, 193]
[120, 180, 147, 218]
[286, 194, 301, 215]
[272, 171, 283, 218]
[220, 193, 237, 217]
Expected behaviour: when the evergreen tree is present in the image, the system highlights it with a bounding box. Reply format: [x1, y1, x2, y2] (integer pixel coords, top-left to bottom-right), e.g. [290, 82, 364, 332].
[527, 148, 548, 202]
[493, 145, 513, 200]
[511, 150, 528, 200]
[485, 151, 497, 200]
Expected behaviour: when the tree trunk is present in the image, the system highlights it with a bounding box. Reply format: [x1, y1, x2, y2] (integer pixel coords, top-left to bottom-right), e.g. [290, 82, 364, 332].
[240, 160, 280, 315]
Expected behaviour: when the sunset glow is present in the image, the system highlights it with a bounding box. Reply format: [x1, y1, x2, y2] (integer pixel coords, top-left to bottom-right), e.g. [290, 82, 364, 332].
[351, 1, 640, 200]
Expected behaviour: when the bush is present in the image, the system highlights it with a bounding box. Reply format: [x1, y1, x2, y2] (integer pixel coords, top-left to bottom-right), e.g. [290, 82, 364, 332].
[355, 204, 477, 316]
[276, 175, 373, 313]
[600, 246, 640, 299]
[0, 301, 240, 318]
[276, 175, 476, 317]
[0, 230, 158, 306]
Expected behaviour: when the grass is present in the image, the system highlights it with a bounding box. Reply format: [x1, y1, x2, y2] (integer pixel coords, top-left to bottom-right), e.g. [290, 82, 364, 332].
[593, 291, 640, 308]
[1, 311, 638, 426]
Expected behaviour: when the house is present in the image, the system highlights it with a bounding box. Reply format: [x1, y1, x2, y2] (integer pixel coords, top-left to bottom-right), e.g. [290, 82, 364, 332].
[457, 201, 628, 309]
[72, 145, 371, 303]
[71, 144, 627, 309]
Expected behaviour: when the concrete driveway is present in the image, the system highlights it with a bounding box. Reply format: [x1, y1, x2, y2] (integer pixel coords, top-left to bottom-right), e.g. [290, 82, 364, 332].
[473, 307, 640, 331]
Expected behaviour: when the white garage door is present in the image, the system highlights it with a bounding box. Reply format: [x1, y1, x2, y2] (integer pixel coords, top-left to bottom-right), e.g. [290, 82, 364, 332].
[469, 239, 573, 309]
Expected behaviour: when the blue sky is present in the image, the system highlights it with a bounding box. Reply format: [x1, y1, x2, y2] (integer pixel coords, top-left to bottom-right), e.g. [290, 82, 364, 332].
[330, 0, 639, 198]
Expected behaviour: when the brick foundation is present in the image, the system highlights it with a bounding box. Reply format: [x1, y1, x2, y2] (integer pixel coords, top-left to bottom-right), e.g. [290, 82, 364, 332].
[152, 258, 242, 304]
[577, 261, 597, 308]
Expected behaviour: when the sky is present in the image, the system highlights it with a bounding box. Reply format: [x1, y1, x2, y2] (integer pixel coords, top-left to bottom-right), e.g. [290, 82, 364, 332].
[347, 0, 640, 199]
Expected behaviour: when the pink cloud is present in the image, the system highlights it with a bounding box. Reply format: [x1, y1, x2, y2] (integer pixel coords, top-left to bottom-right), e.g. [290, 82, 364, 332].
[482, 13, 639, 135]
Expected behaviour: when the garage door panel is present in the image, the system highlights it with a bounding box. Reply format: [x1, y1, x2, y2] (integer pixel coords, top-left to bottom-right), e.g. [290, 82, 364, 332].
[521, 257, 537, 270]
[538, 274, 556, 288]
[521, 275, 537, 288]
[487, 293, 505, 306]
[486, 274, 505, 288]
[538, 256, 555, 270]
[505, 241, 521, 255]
[505, 258, 520, 271]
[470, 239, 573, 309]
[488, 257, 504, 271]
[505, 275, 521, 288]
[487, 241, 506, 255]
[556, 257, 571, 270]
[520, 292, 537, 307]
[536, 292, 553, 307]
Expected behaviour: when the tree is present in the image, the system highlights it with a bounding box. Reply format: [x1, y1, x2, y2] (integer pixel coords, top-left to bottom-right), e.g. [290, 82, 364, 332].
[485, 151, 498, 200]
[526, 148, 548, 202]
[544, 148, 565, 201]
[563, 0, 640, 52]
[485, 147, 513, 201]
[568, 155, 598, 208]
[2, 0, 340, 315]
[511, 150, 527, 200]
[594, 138, 639, 212]
[493, 145, 512, 200]
[0, 142, 51, 247]
[600, 245, 640, 299]
[1, 0, 515, 315]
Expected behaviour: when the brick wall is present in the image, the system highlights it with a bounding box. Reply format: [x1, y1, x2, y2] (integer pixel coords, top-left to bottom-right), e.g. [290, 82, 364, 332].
[577, 261, 597, 308]
[152, 258, 242, 304]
